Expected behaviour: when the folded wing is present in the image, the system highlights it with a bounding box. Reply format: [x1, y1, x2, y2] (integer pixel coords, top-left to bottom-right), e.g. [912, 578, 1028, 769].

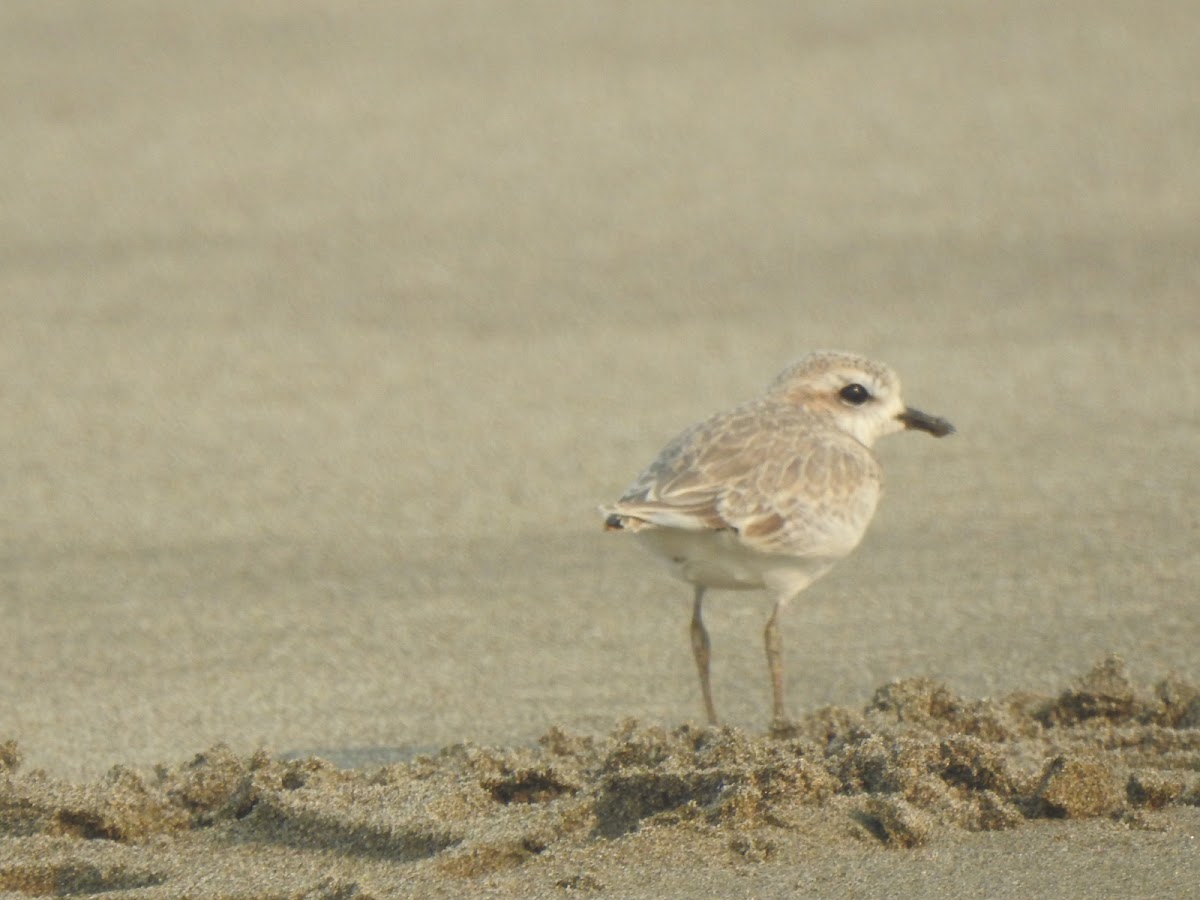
[603, 403, 881, 560]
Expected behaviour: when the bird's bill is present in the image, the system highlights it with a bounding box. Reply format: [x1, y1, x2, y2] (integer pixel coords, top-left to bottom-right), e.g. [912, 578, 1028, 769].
[897, 407, 955, 437]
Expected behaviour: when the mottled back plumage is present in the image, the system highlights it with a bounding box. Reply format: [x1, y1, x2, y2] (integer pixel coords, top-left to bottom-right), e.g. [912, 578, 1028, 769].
[608, 399, 882, 561]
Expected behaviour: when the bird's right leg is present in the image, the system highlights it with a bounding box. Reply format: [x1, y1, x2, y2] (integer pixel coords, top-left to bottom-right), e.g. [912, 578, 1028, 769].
[764, 598, 787, 728]
[690, 585, 718, 725]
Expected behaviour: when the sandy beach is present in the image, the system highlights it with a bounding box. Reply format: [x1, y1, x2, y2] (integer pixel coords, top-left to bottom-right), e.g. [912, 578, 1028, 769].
[3, 1, 1198, 896]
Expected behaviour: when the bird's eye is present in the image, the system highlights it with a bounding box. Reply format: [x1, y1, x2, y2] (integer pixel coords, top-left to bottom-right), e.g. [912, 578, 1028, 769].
[839, 383, 871, 405]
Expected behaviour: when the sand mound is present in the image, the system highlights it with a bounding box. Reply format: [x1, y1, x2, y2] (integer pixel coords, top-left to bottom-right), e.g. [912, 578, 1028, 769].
[3, 657, 1199, 896]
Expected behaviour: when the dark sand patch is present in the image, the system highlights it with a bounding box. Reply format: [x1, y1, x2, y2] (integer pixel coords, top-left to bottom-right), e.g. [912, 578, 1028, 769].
[3, 658, 1198, 897]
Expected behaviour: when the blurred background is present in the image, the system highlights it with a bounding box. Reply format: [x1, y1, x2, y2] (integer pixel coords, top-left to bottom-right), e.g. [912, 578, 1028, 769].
[2, 1, 1197, 778]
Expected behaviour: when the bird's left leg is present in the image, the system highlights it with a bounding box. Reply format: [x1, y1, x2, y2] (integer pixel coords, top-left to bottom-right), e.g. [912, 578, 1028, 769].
[690, 586, 719, 725]
[763, 597, 788, 728]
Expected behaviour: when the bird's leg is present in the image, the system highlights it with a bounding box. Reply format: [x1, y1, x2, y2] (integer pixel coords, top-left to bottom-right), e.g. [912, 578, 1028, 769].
[690, 586, 718, 725]
[764, 599, 787, 727]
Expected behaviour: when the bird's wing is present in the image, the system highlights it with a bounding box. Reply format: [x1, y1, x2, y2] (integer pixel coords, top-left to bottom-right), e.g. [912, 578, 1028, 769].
[604, 404, 881, 559]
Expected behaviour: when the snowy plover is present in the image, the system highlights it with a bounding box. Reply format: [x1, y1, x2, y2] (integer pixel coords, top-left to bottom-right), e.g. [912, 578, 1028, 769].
[602, 350, 954, 726]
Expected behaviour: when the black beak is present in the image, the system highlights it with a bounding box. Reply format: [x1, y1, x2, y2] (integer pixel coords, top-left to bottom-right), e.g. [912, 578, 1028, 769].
[897, 407, 955, 437]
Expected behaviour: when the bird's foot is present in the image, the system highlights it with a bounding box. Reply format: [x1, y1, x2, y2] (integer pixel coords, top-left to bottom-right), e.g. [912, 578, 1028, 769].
[768, 716, 801, 739]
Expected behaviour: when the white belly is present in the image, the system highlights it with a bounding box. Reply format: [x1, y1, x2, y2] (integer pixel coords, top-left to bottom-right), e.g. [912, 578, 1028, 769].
[634, 528, 838, 597]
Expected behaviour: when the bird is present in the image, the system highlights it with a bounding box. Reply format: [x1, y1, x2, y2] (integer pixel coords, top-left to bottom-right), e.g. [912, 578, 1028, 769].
[601, 350, 954, 727]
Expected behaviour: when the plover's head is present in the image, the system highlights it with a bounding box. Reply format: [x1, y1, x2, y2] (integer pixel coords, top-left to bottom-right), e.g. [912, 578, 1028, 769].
[766, 350, 955, 447]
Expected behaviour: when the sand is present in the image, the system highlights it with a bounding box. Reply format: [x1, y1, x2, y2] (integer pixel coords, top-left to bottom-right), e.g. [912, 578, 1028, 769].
[4, 659, 1200, 897]
[3, 1, 1199, 897]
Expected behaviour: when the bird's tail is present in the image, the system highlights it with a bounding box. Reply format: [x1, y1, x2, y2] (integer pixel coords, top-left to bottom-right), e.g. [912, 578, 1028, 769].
[599, 505, 650, 532]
